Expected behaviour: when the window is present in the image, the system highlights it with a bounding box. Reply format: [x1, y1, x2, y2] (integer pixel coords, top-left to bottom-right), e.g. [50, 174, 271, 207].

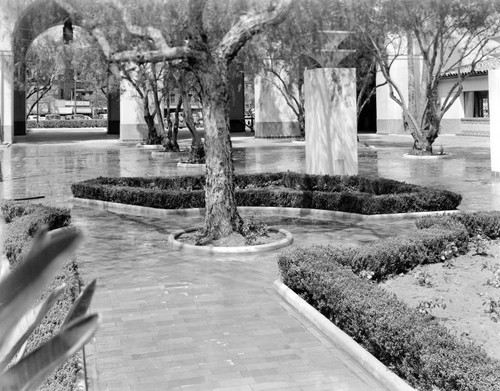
[474, 91, 489, 118]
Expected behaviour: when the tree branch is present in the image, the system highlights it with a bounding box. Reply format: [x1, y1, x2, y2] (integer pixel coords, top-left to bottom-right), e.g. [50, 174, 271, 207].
[111, 46, 192, 63]
[216, 0, 292, 65]
[106, 0, 170, 51]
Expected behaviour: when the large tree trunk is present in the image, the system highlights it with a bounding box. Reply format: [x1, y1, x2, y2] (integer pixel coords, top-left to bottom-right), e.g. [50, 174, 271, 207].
[180, 72, 205, 163]
[143, 97, 157, 144]
[162, 93, 180, 152]
[420, 84, 441, 152]
[198, 59, 242, 240]
[144, 111, 160, 144]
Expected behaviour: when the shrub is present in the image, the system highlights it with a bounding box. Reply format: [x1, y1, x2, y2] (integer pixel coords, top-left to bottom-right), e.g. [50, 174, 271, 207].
[278, 250, 500, 391]
[279, 222, 468, 282]
[72, 172, 462, 214]
[0, 200, 71, 225]
[1, 202, 71, 267]
[417, 211, 500, 239]
[27, 119, 107, 129]
[0, 200, 81, 390]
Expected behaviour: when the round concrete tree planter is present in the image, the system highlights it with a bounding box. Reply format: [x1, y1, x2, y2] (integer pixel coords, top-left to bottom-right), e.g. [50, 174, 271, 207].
[136, 143, 161, 150]
[403, 153, 452, 159]
[151, 150, 189, 159]
[168, 227, 293, 253]
[177, 162, 207, 169]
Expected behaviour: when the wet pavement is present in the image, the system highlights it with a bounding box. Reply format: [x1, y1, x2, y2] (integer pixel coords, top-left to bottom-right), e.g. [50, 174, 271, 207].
[1, 130, 498, 390]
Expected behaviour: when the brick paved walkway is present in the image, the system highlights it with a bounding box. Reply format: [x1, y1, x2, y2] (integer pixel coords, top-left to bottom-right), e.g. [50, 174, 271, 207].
[74, 206, 414, 391]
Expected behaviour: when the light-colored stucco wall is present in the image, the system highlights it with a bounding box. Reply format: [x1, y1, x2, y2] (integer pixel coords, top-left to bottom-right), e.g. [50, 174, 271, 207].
[254, 70, 300, 138]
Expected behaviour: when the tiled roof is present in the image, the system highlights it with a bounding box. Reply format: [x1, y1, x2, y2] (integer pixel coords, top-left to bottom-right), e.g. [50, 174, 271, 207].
[441, 57, 500, 77]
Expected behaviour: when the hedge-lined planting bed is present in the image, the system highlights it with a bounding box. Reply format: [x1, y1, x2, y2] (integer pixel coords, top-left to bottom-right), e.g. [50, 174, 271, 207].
[71, 172, 462, 214]
[27, 119, 107, 129]
[278, 212, 500, 391]
[0, 200, 81, 391]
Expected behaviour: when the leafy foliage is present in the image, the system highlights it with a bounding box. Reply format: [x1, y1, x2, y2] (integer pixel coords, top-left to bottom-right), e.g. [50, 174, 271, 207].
[27, 119, 108, 129]
[0, 201, 97, 390]
[344, 0, 500, 150]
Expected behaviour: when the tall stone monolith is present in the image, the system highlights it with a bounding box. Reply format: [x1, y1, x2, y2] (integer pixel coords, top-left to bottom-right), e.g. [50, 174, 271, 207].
[489, 68, 500, 176]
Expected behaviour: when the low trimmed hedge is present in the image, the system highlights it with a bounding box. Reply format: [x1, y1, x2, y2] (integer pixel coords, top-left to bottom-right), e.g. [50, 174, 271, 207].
[278, 212, 500, 390]
[417, 211, 500, 239]
[0, 201, 71, 267]
[71, 172, 462, 214]
[27, 119, 107, 129]
[278, 251, 500, 391]
[297, 225, 468, 282]
[0, 200, 81, 391]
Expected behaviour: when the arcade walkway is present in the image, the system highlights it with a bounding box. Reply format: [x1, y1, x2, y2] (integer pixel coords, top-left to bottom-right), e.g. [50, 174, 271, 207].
[0, 133, 497, 390]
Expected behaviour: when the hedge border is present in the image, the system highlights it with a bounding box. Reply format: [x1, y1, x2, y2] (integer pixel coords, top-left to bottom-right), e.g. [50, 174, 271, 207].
[71, 172, 462, 215]
[27, 119, 107, 129]
[277, 212, 500, 391]
[0, 200, 83, 391]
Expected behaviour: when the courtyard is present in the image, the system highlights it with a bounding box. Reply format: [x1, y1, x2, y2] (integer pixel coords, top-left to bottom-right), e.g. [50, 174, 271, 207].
[0, 132, 498, 390]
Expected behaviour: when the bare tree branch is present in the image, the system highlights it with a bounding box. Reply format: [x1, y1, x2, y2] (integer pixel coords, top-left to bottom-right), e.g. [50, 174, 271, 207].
[216, 0, 292, 64]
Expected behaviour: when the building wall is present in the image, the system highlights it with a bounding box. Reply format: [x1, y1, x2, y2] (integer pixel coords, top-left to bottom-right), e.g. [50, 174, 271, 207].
[254, 70, 300, 138]
[376, 56, 409, 134]
[376, 52, 490, 136]
[120, 80, 147, 142]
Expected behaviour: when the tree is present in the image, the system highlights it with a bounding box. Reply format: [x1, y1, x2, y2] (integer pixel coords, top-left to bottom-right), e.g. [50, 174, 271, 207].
[177, 70, 205, 162]
[25, 25, 110, 119]
[348, 0, 500, 152]
[242, 0, 383, 136]
[25, 34, 63, 118]
[56, 0, 292, 240]
[120, 61, 168, 144]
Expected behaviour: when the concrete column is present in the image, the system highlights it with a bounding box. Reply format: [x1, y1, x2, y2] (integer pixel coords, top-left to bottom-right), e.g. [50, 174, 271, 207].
[107, 88, 120, 135]
[0, 51, 14, 144]
[489, 69, 500, 176]
[305, 68, 357, 176]
[228, 64, 245, 133]
[119, 79, 147, 142]
[254, 72, 300, 138]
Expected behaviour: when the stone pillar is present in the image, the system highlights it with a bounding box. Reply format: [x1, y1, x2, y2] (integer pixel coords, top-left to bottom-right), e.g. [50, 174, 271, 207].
[228, 64, 245, 133]
[107, 88, 120, 135]
[254, 72, 300, 138]
[489, 69, 500, 176]
[119, 80, 147, 142]
[0, 51, 14, 144]
[305, 68, 357, 176]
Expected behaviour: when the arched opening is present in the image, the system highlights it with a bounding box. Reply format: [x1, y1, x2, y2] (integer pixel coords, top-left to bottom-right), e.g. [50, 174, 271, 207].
[12, 0, 119, 139]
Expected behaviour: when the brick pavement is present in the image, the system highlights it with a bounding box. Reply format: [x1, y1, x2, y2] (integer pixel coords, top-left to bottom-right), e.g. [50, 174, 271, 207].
[74, 207, 398, 391]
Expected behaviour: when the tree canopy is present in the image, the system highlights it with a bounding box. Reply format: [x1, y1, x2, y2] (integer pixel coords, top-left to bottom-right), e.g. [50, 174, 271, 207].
[346, 0, 500, 151]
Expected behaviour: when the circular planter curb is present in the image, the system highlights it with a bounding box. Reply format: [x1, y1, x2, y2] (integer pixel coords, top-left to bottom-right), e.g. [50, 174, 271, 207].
[273, 280, 416, 391]
[136, 144, 161, 150]
[168, 227, 293, 253]
[177, 162, 206, 169]
[404, 153, 452, 159]
[151, 151, 190, 159]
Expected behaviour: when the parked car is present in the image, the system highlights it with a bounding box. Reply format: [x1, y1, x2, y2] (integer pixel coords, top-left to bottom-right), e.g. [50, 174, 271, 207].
[45, 114, 61, 120]
[73, 114, 91, 120]
[27, 115, 37, 120]
[65, 114, 91, 120]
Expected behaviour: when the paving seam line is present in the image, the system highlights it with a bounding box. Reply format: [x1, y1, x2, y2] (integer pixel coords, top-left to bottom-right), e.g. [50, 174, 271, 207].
[273, 280, 417, 391]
